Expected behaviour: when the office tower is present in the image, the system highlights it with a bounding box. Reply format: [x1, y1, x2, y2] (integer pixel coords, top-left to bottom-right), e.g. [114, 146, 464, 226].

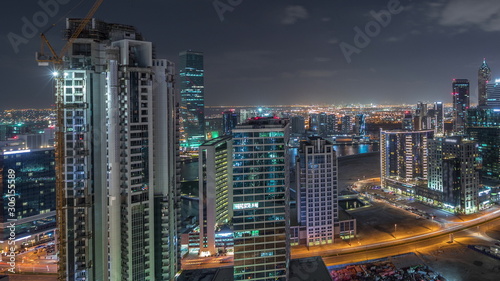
[380, 130, 434, 188]
[402, 111, 413, 130]
[486, 79, 500, 108]
[434, 102, 444, 135]
[205, 116, 223, 140]
[180, 50, 205, 148]
[467, 108, 500, 183]
[308, 113, 319, 134]
[428, 137, 480, 214]
[414, 102, 428, 131]
[290, 116, 306, 135]
[222, 110, 239, 136]
[326, 114, 338, 136]
[59, 19, 179, 281]
[479, 59, 492, 107]
[232, 117, 290, 281]
[0, 148, 56, 248]
[296, 137, 338, 246]
[318, 112, 328, 137]
[354, 114, 366, 136]
[341, 115, 352, 134]
[198, 136, 233, 256]
[452, 79, 470, 133]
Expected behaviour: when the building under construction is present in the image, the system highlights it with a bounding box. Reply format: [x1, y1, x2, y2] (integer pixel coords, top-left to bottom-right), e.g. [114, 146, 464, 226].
[52, 18, 180, 280]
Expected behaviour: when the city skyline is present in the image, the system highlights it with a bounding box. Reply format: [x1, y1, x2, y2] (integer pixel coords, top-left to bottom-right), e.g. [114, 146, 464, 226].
[3, 0, 500, 109]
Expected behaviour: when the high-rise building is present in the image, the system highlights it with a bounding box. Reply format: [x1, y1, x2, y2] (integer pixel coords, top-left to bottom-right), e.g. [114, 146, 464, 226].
[198, 136, 233, 256]
[180, 51, 205, 148]
[402, 111, 413, 130]
[0, 148, 56, 249]
[479, 59, 492, 107]
[222, 110, 239, 136]
[290, 116, 305, 136]
[380, 130, 434, 188]
[434, 102, 444, 135]
[296, 137, 338, 247]
[340, 115, 352, 134]
[326, 114, 338, 136]
[414, 102, 428, 131]
[308, 113, 319, 134]
[485, 79, 500, 109]
[59, 19, 179, 281]
[466, 108, 500, 183]
[354, 114, 366, 136]
[232, 117, 290, 281]
[428, 137, 480, 214]
[452, 79, 470, 133]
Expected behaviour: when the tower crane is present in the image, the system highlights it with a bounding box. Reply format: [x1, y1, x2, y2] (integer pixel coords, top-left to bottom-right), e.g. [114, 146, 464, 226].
[35, 0, 104, 280]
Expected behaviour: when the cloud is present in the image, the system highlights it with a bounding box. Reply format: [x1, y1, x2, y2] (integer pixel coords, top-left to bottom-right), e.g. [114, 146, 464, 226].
[435, 0, 500, 32]
[386, 36, 402, 42]
[314, 57, 331, 63]
[327, 38, 339, 45]
[299, 70, 337, 78]
[281, 5, 309, 25]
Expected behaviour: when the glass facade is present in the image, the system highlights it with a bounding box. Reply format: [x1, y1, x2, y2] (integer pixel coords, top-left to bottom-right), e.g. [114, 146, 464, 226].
[232, 119, 290, 281]
[478, 59, 492, 107]
[0, 148, 56, 241]
[180, 51, 205, 148]
[452, 79, 470, 133]
[467, 108, 500, 183]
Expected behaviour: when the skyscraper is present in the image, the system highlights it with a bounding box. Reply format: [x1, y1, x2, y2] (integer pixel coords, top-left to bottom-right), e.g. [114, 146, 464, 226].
[232, 117, 290, 281]
[452, 79, 470, 133]
[428, 137, 480, 214]
[60, 19, 179, 281]
[434, 102, 444, 135]
[341, 115, 352, 134]
[380, 130, 434, 188]
[0, 148, 56, 249]
[466, 108, 500, 183]
[485, 79, 500, 108]
[180, 51, 205, 148]
[354, 114, 366, 136]
[296, 137, 338, 247]
[198, 136, 233, 256]
[402, 111, 413, 130]
[478, 59, 492, 107]
[222, 110, 239, 136]
[290, 116, 306, 135]
[415, 102, 428, 131]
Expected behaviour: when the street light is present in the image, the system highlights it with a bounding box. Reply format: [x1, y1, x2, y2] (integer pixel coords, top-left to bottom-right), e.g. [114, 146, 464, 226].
[394, 224, 397, 239]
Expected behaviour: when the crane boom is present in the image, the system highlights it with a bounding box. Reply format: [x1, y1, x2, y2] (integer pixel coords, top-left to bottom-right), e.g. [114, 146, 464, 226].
[35, 1, 104, 280]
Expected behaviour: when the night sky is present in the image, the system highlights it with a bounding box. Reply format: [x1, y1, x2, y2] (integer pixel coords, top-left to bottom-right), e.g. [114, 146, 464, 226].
[1, 0, 500, 110]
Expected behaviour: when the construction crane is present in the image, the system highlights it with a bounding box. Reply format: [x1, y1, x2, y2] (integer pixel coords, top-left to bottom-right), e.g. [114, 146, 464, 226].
[36, 0, 104, 280]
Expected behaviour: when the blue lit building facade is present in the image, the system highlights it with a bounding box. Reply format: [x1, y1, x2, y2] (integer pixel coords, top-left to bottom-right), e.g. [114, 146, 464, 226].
[452, 79, 470, 133]
[232, 117, 290, 281]
[467, 108, 500, 183]
[0, 148, 56, 250]
[180, 51, 205, 148]
[222, 110, 239, 136]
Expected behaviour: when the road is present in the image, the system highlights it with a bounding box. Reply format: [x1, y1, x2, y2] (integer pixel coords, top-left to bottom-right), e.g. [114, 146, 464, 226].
[295, 213, 500, 265]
